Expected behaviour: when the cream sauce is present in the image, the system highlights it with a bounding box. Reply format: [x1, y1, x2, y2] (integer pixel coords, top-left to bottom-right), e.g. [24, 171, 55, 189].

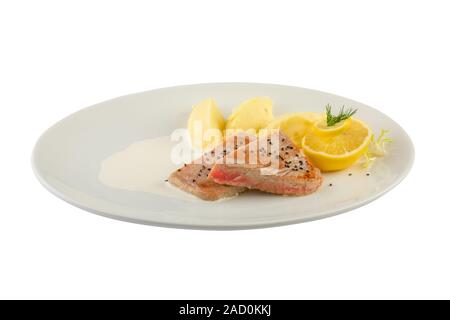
[98, 136, 189, 198]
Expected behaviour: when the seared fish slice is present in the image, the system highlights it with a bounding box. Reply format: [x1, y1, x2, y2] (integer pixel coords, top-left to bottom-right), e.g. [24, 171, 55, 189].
[209, 131, 323, 196]
[168, 133, 254, 201]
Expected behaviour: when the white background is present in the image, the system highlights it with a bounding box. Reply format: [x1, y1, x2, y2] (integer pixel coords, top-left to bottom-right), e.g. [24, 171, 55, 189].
[1, 0, 449, 299]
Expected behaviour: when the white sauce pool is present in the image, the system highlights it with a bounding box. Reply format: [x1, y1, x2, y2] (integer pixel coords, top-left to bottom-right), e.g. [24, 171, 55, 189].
[98, 136, 189, 198]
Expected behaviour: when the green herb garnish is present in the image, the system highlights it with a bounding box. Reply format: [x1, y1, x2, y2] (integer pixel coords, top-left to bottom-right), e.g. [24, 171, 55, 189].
[325, 104, 358, 127]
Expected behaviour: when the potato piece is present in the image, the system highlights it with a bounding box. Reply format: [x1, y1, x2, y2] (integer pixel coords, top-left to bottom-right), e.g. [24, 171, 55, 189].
[226, 97, 273, 134]
[188, 98, 225, 149]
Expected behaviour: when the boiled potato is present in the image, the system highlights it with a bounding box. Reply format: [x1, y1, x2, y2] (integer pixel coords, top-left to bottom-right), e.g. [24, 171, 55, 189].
[188, 98, 225, 149]
[225, 97, 273, 134]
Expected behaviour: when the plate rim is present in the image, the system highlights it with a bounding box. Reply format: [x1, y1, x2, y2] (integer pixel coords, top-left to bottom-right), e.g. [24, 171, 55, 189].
[32, 82, 415, 230]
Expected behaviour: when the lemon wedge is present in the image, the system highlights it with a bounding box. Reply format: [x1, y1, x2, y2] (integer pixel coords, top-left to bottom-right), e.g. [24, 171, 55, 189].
[188, 98, 225, 150]
[302, 118, 371, 171]
[265, 112, 321, 146]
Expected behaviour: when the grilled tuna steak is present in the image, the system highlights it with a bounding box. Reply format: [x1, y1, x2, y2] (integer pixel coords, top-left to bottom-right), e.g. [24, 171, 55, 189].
[209, 130, 323, 196]
[168, 133, 254, 201]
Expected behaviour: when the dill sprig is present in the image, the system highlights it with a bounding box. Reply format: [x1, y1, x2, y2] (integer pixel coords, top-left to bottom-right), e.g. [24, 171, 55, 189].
[325, 104, 358, 127]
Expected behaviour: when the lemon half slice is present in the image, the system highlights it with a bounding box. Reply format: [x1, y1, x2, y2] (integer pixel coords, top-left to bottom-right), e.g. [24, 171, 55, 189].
[265, 112, 321, 146]
[302, 118, 371, 171]
[312, 117, 353, 137]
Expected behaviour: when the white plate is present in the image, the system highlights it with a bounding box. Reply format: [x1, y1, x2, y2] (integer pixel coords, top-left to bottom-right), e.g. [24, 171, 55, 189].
[32, 83, 414, 230]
